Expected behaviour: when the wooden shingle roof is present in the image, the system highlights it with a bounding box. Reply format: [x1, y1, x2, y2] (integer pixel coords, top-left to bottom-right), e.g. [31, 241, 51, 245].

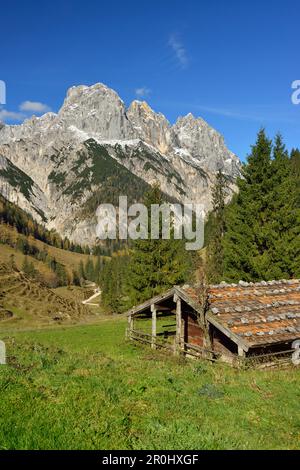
[126, 279, 300, 352]
[207, 279, 300, 349]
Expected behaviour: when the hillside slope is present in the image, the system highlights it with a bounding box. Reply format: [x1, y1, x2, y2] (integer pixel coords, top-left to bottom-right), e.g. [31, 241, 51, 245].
[0, 262, 89, 329]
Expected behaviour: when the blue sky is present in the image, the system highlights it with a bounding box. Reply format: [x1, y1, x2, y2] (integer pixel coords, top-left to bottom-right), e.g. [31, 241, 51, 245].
[1, 0, 299, 160]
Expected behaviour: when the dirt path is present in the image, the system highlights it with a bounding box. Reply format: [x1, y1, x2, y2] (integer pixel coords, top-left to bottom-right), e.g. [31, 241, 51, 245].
[82, 288, 101, 306]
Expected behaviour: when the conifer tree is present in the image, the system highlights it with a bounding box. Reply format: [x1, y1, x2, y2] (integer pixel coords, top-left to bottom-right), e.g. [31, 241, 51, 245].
[223, 131, 300, 281]
[94, 256, 102, 284]
[265, 134, 297, 279]
[206, 170, 229, 282]
[55, 263, 68, 286]
[9, 254, 17, 271]
[78, 260, 85, 280]
[72, 269, 81, 286]
[291, 148, 300, 170]
[223, 129, 273, 281]
[22, 256, 30, 274]
[100, 255, 130, 313]
[22, 256, 36, 278]
[288, 148, 300, 276]
[127, 183, 192, 304]
[85, 258, 95, 281]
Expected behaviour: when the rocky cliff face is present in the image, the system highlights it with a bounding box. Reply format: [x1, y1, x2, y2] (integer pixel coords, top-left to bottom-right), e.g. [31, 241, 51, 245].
[59, 84, 135, 140]
[127, 100, 172, 154]
[0, 82, 241, 245]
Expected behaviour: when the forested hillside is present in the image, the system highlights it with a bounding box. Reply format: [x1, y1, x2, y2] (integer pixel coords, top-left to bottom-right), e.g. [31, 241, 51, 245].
[0, 195, 107, 288]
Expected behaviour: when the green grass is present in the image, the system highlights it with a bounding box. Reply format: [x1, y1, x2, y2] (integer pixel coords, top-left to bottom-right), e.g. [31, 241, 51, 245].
[0, 317, 300, 450]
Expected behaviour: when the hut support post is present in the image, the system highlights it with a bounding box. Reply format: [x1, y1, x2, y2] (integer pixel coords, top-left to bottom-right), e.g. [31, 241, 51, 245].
[127, 314, 133, 339]
[174, 294, 182, 355]
[151, 304, 157, 349]
[238, 346, 246, 357]
[203, 324, 214, 359]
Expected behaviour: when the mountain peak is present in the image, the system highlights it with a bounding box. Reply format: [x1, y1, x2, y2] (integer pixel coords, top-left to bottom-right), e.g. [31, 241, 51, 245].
[58, 82, 133, 140]
[130, 99, 150, 109]
[185, 112, 195, 120]
[66, 84, 89, 98]
[66, 82, 117, 98]
[128, 100, 161, 119]
[0, 80, 239, 174]
[0, 81, 241, 246]
[128, 99, 171, 154]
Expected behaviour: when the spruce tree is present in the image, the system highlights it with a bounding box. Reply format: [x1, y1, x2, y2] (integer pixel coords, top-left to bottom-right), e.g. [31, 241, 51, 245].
[206, 170, 229, 282]
[223, 131, 300, 281]
[22, 256, 36, 278]
[54, 263, 68, 286]
[291, 148, 300, 179]
[94, 256, 102, 284]
[85, 258, 95, 281]
[78, 260, 85, 280]
[223, 129, 273, 281]
[127, 184, 192, 305]
[100, 255, 130, 313]
[265, 134, 296, 278]
[22, 256, 30, 274]
[288, 148, 300, 276]
[72, 269, 81, 286]
[9, 254, 16, 271]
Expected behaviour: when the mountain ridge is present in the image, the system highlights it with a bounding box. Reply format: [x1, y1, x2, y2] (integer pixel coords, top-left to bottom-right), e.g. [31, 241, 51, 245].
[0, 82, 241, 245]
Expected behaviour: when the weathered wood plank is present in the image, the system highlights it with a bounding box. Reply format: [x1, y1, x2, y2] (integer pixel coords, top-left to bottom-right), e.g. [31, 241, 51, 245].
[207, 314, 249, 352]
[126, 314, 134, 339]
[174, 295, 182, 356]
[151, 303, 157, 350]
[184, 342, 217, 355]
[126, 289, 175, 317]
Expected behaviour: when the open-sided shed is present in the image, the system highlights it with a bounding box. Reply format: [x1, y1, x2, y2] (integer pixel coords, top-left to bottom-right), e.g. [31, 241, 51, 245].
[126, 280, 300, 366]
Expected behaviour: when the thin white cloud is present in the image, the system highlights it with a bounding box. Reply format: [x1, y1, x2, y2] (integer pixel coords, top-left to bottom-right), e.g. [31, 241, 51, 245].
[168, 34, 188, 69]
[135, 87, 151, 98]
[0, 109, 25, 121]
[19, 100, 51, 113]
[191, 104, 297, 124]
[193, 105, 260, 120]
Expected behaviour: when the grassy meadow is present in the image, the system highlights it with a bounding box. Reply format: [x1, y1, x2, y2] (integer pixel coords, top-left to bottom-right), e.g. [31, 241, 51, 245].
[0, 317, 300, 450]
